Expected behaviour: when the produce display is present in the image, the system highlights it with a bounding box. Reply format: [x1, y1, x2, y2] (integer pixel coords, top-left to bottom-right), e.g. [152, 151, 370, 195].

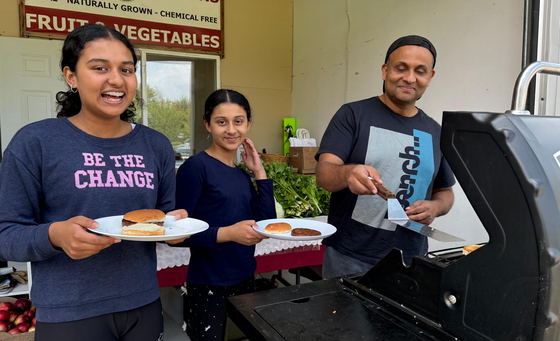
[0, 298, 36, 335]
[241, 161, 331, 218]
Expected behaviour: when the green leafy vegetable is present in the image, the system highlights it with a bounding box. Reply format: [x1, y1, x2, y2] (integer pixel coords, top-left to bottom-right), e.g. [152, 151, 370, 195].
[240, 161, 330, 218]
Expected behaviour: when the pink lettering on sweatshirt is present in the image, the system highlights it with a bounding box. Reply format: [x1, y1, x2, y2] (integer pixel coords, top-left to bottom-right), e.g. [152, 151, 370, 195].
[74, 153, 155, 189]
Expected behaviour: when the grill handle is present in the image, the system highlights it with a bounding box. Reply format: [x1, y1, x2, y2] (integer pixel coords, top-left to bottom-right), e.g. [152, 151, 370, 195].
[508, 61, 560, 115]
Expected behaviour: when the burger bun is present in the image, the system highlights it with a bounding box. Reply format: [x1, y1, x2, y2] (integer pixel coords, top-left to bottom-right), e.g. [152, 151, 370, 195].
[264, 222, 292, 234]
[122, 209, 166, 236]
[123, 209, 166, 223]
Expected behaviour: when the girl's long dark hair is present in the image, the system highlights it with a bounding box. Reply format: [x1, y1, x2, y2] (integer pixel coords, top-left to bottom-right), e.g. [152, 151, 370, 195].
[203, 89, 252, 123]
[56, 24, 139, 122]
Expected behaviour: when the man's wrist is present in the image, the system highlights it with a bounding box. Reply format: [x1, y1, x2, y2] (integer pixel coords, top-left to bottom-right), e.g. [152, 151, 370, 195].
[342, 164, 349, 182]
[343, 164, 355, 182]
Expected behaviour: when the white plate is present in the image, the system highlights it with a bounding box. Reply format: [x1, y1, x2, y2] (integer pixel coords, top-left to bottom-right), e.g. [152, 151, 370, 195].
[253, 218, 337, 241]
[89, 215, 209, 242]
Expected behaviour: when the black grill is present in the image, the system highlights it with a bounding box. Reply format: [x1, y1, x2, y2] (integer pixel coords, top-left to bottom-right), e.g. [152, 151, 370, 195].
[226, 63, 560, 341]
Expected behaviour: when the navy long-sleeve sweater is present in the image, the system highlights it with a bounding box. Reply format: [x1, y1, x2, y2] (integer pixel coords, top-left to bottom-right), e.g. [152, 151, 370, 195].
[0, 118, 176, 322]
[175, 151, 276, 286]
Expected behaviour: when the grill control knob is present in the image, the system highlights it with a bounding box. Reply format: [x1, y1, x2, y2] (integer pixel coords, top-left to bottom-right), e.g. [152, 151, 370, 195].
[448, 294, 457, 305]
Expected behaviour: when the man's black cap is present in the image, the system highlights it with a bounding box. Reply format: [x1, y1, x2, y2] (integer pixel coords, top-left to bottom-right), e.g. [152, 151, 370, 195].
[384, 35, 437, 68]
[382, 35, 437, 94]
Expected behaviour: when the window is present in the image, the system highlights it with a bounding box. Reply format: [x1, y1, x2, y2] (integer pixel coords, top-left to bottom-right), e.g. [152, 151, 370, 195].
[136, 50, 219, 167]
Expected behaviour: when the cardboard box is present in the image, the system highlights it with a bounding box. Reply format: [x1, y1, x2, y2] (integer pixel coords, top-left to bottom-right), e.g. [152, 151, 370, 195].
[0, 331, 35, 341]
[289, 147, 319, 174]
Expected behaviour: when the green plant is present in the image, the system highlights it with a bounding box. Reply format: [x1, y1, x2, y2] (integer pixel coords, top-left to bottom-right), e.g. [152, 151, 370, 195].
[241, 161, 330, 218]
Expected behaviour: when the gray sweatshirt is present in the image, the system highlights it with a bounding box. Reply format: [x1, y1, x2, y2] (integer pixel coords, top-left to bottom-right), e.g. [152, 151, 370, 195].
[0, 118, 175, 323]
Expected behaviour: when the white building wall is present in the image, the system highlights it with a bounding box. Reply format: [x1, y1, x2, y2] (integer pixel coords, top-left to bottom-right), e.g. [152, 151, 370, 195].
[293, 0, 525, 250]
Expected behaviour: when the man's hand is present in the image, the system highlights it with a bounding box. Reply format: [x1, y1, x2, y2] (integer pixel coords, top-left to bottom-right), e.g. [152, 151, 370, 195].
[405, 187, 454, 225]
[405, 200, 439, 225]
[344, 165, 382, 195]
[49, 216, 120, 260]
[316, 153, 382, 194]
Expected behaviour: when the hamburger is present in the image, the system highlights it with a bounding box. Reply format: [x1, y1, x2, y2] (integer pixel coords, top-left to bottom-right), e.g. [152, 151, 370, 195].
[122, 209, 166, 236]
[264, 222, 292, 234]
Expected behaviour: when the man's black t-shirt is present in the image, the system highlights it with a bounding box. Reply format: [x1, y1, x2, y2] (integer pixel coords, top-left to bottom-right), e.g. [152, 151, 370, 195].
[316, 97, 455, 264]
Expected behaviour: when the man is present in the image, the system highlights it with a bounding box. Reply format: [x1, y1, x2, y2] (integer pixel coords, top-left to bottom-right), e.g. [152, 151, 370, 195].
[315, 35, 455, 279]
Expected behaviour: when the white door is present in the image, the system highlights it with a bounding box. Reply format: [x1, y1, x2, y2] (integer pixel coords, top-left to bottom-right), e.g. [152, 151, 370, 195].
[0, 37, 65, 156]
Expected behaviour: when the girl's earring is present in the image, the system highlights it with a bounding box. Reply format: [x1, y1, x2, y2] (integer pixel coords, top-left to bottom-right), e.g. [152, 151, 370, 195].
[207, 133, 211, 140]
[70, 84, 78, 93]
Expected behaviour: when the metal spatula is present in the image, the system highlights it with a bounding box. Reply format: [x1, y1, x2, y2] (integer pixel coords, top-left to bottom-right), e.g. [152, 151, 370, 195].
[368, 177, 464, 242]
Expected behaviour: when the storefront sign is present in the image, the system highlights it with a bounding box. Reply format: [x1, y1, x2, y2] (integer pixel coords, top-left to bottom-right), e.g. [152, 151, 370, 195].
[22, 0, 223, 55]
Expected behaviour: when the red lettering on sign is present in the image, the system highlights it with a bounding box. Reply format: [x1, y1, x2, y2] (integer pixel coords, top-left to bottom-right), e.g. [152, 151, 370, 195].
[25, 5, 221, 52]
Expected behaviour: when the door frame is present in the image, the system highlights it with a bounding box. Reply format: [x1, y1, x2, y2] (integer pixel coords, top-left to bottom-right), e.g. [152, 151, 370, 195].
[138, 49, 221, 125]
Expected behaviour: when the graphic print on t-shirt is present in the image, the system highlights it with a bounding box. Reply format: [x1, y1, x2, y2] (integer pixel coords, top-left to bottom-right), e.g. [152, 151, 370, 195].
[74, 152, 155, 189]
[352, 127, 435, 231]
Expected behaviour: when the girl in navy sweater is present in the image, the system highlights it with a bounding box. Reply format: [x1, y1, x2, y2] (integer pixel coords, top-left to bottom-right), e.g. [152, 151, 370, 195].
[173, 89, 276, 340]
[0, 24, 187, 340]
